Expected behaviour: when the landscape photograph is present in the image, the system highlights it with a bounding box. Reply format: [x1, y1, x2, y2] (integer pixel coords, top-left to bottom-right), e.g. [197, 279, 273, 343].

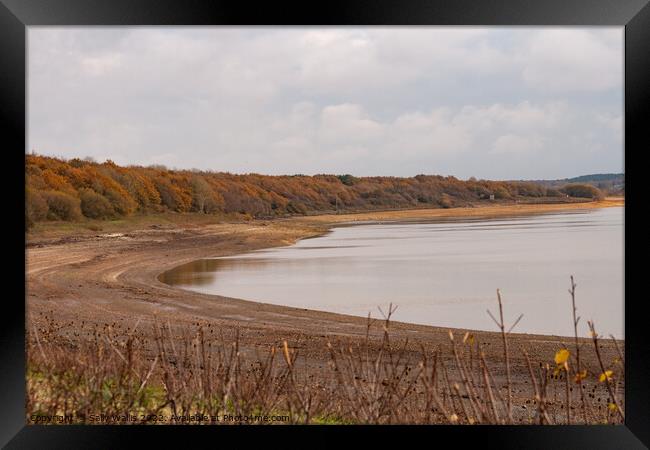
[25, 27, 624, 425]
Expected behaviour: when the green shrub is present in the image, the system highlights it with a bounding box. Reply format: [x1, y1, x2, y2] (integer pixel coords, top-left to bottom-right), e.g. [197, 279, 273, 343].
[25, 188, 48, 222]
[337, 174, 358, 186]
[80, 188, 115, 219]
[26, 188, 49, 227]
[494, 186, 511, 199]
[42, 191, 82, 221]
[103, 188, 136, 215]
[514, 182, 546, 197]
[561, 183, 604, 200]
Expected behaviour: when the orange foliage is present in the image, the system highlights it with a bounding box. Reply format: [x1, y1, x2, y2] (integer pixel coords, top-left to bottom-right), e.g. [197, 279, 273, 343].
[25, 154, 570, 225]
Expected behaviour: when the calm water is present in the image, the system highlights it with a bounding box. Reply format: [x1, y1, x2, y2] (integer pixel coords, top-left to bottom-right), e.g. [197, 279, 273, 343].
[160, 207, 624, 338]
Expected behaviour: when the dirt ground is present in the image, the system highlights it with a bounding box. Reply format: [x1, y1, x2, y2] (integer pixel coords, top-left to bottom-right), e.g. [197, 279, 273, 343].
[26, 198, 624, 416]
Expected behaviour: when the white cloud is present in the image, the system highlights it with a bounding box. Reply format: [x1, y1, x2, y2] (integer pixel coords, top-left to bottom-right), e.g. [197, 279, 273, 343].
[81, 53, 123, 76]
[491, 134, 543, 155]
[388, 109, 472, 157]
[520, 29, 622, 92]
[596, 113, 623, 135]
[244, 99, 592, 177]
[319, 104, 384, 144]
[28, 27, 623, 179]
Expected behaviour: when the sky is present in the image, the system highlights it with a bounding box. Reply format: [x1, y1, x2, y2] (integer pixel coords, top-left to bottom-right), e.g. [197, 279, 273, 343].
[28, 27, 623, 180]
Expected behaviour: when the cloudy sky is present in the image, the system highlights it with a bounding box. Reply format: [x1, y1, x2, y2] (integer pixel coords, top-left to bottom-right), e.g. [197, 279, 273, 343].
[28, 27, 623, 180]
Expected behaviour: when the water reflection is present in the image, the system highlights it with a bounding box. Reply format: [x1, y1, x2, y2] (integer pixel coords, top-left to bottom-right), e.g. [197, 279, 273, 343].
[160, 207, 624, 338]
[160, 258, 275, 286]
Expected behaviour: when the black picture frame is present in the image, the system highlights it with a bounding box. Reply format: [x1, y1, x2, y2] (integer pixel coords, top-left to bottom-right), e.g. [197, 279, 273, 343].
[2, 0, 648, 447]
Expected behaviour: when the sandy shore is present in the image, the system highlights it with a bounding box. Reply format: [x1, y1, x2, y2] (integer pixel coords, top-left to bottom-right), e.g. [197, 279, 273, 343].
[298, 197, 623, 224]
[26, 198, 624, 408]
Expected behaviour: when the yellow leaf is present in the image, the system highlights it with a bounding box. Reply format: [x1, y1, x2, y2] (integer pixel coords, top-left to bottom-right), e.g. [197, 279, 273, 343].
[574, 369, 587, 383]
[554, 348, 570, 365]
[608, 403, 617, 411]
[599, 370, 614, 382]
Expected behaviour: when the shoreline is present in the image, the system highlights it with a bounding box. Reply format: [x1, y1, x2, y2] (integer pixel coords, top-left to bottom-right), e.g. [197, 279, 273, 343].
[28, 197, 624, 339]
[26, 198, 624, 412]
[295, 197, 624, 224]
[157, 197, 624, 339]
[26, 197, 624, 245]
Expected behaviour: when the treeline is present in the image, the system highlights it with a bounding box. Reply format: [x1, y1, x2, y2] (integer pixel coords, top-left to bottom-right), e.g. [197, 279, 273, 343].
[566, 173, 623, 183]
[25, 154, 603, 227]
[527, 173, 623, 196]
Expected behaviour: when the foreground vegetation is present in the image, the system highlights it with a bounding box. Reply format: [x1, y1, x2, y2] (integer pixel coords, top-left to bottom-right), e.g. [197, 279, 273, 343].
[26, 277, 623, 425]
[26, 154, 605, 229]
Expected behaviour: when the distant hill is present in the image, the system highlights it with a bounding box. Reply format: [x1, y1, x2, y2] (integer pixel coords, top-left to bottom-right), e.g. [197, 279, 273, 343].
[566, 173, 624, 183]
[523, 173, 624, 195]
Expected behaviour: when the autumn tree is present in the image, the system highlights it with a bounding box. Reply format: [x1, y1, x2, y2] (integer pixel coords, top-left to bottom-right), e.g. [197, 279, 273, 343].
[191, 176, 220, 213]
[26, 154, 590, 225]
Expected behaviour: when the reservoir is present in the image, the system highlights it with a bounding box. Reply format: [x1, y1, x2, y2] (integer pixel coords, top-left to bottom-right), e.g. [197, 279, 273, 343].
[160, 207, 624, 338]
